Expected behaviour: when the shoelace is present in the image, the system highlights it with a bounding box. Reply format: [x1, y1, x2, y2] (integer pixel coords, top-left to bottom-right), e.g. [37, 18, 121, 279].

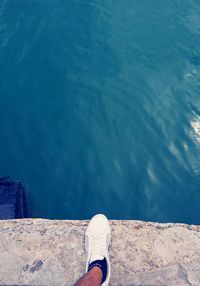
[89, 233, 107, 261]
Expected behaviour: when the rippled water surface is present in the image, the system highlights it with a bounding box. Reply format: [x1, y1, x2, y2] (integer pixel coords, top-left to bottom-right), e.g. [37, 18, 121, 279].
[0, 0, 200, 223]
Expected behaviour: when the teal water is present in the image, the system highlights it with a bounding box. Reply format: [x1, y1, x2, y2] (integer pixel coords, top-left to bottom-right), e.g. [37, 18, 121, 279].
[0, 0, 200, 223]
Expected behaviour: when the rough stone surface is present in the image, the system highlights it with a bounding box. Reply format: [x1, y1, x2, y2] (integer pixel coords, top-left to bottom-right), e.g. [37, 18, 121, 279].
[0, 219, 200, 286]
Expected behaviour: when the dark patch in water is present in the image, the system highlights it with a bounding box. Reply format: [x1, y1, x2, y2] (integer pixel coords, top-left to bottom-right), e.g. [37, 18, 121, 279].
[188, 54, 200, 65]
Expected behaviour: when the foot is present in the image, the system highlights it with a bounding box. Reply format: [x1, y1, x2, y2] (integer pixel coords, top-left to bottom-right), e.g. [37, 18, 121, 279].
[85, 214, 111, 286]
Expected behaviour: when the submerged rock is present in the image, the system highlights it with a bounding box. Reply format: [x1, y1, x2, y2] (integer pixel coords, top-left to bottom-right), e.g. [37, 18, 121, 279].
[0, 177, 27, 219]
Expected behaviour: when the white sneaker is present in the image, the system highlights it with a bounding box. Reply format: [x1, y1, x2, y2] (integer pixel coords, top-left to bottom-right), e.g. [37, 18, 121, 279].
[85, 214, 111, 286]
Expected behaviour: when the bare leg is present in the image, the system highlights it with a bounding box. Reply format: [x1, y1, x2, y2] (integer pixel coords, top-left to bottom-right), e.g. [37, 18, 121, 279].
[74, 266, 102, 286]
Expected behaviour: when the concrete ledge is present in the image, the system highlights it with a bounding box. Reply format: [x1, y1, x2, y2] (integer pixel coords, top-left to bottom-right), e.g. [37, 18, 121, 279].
[0, 219, 200, 286]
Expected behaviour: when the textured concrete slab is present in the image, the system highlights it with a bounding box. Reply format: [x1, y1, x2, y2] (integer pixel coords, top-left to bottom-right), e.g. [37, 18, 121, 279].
[0, 219, 200, 286]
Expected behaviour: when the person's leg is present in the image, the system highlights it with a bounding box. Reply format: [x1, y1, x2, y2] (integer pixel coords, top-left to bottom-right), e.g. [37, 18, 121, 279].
[74, 266, 102, 286]
[73, 214, 111, 286]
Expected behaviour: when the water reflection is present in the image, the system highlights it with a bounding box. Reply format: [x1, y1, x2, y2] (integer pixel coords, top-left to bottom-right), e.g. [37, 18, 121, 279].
[191, 116, 200, 144]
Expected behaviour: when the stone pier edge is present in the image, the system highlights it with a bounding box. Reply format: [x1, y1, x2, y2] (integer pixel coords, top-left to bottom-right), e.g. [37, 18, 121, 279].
[0, 218, 200, 286]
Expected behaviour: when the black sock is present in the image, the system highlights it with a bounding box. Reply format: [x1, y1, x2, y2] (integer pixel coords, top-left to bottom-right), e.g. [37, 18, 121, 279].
[88, 257, 107, 284]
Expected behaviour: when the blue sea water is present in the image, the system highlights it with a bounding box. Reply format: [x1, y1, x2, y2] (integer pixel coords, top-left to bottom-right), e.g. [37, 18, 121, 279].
[0, 0, 200, 223]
